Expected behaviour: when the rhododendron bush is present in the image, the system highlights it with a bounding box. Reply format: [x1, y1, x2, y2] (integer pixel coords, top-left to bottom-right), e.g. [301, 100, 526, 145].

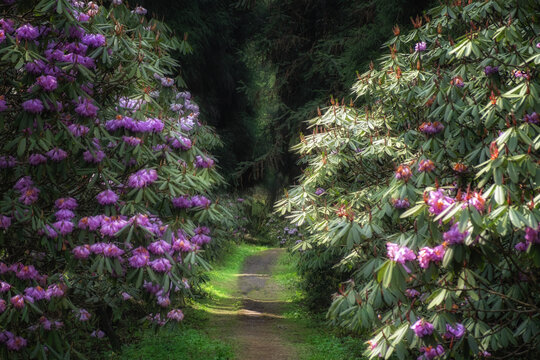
[0, 0, 234, 357]
[277, 0, 539, 358]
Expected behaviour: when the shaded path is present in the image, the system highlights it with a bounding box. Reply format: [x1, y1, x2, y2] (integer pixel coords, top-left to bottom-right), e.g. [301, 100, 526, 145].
[204, 248, 299, 360]
[233, 248, 297, 360]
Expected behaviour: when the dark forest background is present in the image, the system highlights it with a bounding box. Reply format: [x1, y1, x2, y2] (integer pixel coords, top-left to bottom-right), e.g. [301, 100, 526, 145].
[137, 0, 431, 200]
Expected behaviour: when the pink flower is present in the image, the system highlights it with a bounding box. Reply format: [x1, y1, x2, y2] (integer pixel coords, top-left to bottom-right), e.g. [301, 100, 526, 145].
[395, 165, 412, 181]
[96, 190, 119, 205]
[415, 41, 427, 52]
[418, 245, 445, 269]
[386, 242, 416, 265]
[418, 159, 435, 172]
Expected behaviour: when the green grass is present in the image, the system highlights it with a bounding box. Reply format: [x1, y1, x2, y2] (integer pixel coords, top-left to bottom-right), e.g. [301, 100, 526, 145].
[272, 251, 368, 360]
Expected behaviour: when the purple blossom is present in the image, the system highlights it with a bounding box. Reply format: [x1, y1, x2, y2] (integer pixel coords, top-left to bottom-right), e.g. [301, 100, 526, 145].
[11, 294, 26, 309]
[28, 153, 47, 165]
[411, 319, 434, 337]
[22, 99, 44, 114]
[102, 243, 124, 258]
[122, 136, 142, 146]
[90, 330, 105, 338]
[418, 159, 435, 172]
[121, 292, 132, 301]
[0, 215, 10, 229]
[167, 309, 184, 321]
[191, 195, 211, 208]
[0, 299, 5, 314]
[523, 112, 539, 124]
[74, 98, 99, 117]
[172, 195, 193, 208]
[67, 124, 89, 137]
[426, 189, 454, 215]
[0, 281, 11, 292]
[72, 245, 91, 259]
[444, 323, 465, 339]
[515, 242, 528, 252]
[392, 198, 410, 209]
[417, 245, 445, 269]
[0, 95, 6, 111]
[15, 24, 39, 40]
[443, 223, 468, 245]
[0, 155, 16, 168]
[419, 121, 444, 135]
[37, 75, 58, 92]
[5, 336, 27, 351]
[83, 149, 105, 163]
[55, 209, 75, 220]
[386, 242, 416, 267]
[418, 345, 444, 360]
[82, 33, 106, 47]
[96, 190, 119, 205]
[127, 169, 158, 188]
[19, 187, 40, 205]
[524, 226, 540, 244]
[195, 155, 215, 169]
[0, 18, 14, 34]
[53, 220, 74, 235]
[55, 197, 78, 210]
[415, 41, 427, 52]
[148, 240, 172, 255]
[149, 258, 172, 272]
[134, 6, 148, 15]
[484, 66, 499, 76]
[405, 289, 420, 298]
[128, 247, 149, 268]
[46, 147, 68, 161]
[315, 188, 325, 196]
[160, 77, 174, 87]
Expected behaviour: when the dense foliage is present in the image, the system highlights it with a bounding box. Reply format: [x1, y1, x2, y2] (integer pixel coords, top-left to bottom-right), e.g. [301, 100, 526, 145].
[0, 0, 236, 357]
[277, 0, 540, 358]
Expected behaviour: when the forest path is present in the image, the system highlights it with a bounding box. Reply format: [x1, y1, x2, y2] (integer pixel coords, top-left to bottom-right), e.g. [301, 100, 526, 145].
[205, 248, 301, 360]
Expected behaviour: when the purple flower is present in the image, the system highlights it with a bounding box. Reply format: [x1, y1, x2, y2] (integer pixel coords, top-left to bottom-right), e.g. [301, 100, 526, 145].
[6, 336, 27, 351]
[75, 98, 98, 117]
[417, 245, 445, 269]
[28, 153, 47, 165]
[484, 66, 499, 76]
[121, 292, 132, 300]
[315, 188, 325, 196]
[444, 323, 465, 339]
[46, 147, 68, 161]
[72, 245, 91, 259]
[419, 121, 444, 135]
[82, 33, 106, 47]
[127, 169, 158, 188]
[83, 149, 105, 163]
[0, 215, 10, 229]
[0, 95, 6, 111]
[19, 187, 40, 205]
[160, 77, 174, 87]
[194, 155, 215, 169]
[515, 242, 528, 252]
[148, 240, 172, 255]
[386, 242, 416, 266]
[191, 195, 211, 208]
[392, 198, 410, 209]
[426, 189, 454, 215]
[22, 99, 44, 114]
[134, 6, 148, 15]
[37, 75, 58, 92]
[418, 345, 444, 360]
[55, 197, 78, 210]
[122, 136, 142, 146]
[128, 247, 149, 268]
[167, 309, 184, 322]
[418, 159, 435, 172]
[524, 226, 540, 244]
[415, 41, 427, 52]
[149, 258, 172, 273]
[523, 112, 539, 124]
[0, 18, 14, 34]
[52, 220, 74, 235]
[14, 176, 33, 191]
[96, 190, 119, 205]
[0, 30, 4, 44]
[102, 243, 124, 258]
[0, 281, 11, 292]
[11, 294, 25, 309]
[0, 299, 5, 314]
[16, 24, 39, 40]
[443, 223, 468, 245]
[90, 330, 105, 338]
[411, 319, 434, 337]
[55, 209, 75, 220]
[68, 124, 90, 137]
[172, 195, 193, 208]
[0, 155, 16, 168]
[405, 289, 420, 298]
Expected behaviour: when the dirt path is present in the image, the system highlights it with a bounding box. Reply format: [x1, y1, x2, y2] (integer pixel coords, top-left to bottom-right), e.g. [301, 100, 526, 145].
[206, 248, 299, 360]
[232, 248, 297, 360]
